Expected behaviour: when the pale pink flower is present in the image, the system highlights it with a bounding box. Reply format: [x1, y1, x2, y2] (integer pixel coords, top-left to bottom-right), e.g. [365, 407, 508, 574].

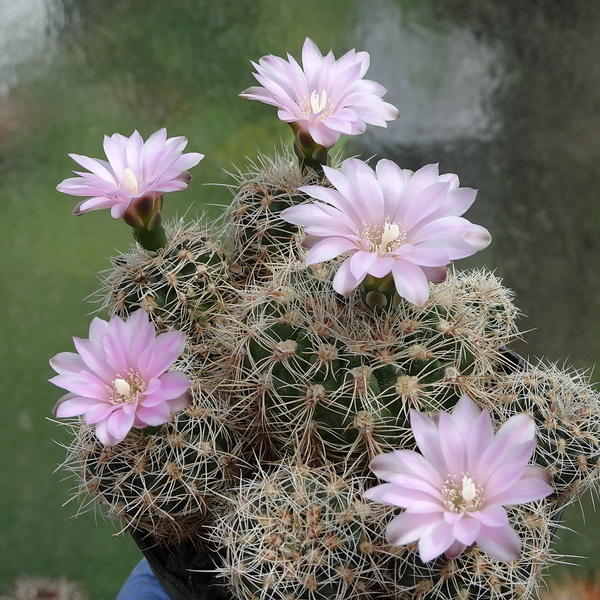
[240, 37, 399, 148]
[49, 310, 192, 446]
[363, 396, 553, 563]
[281, 158, 492, 306]
[57, 128, 203, 218]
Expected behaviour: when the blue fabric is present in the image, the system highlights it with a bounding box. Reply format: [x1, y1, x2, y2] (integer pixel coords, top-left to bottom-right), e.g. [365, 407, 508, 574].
[116, 559, 171, 600]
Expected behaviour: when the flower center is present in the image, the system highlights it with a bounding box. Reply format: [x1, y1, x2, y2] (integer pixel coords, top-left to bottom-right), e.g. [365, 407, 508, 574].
[299, 90, 335, 118]
[363, 221, 406, 256]
[122, 167, 140, 195]
[109, 371, 147, 405]
[442, 475, 483, 513]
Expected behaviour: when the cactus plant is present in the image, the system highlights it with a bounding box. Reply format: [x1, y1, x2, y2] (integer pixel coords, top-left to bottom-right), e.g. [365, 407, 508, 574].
[49, 36, 600, 600]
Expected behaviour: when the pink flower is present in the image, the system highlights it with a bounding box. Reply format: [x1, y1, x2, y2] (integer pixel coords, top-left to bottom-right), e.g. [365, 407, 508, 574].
[240, 38, 399, 148]
[363, 396, 553, 563]
[57, 128, 203, 218]
[49, 310, 192, 446]
[280, 158, 492, 306]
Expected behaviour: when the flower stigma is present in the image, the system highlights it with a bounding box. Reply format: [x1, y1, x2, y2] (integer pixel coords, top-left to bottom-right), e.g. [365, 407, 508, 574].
[110, 371, 147, 405]
[364, 221, 406, 256]
[299, 90, 334, 118]
[443, 474, 483, 513]
[123, 167, 140, 195]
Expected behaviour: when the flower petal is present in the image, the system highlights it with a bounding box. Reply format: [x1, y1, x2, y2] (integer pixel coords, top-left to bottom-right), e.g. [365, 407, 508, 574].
[476, 524, 521, 562]
[385, 511, 442, 547]
[419, 519, 456, 563]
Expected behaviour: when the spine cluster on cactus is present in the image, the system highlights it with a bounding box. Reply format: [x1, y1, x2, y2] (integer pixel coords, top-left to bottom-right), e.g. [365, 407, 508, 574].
[55, 150, 600, 600]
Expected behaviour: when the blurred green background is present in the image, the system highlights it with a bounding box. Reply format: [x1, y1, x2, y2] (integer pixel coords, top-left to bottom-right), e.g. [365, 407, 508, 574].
[2, 0, 600, 597]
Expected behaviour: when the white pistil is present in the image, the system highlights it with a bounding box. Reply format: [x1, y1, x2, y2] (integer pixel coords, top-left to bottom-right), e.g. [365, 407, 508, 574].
[443, 474, 483, 513]
[123, 167, 139, 195]
[461, 476, 477, 504]
[380, 223, 401, 253]
[110, 372, 146, 405]
[364, 221, 406, 256]
[299, 90, 334, 118]
[310, 90, 328, 113]
[114, 378, 131, 396]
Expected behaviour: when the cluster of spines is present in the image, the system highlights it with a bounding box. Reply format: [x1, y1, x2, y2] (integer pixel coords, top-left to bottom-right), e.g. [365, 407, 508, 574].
[60, 150, 600, 599]
[381, 500, 559, 600]
[487, 361, 600, 503]
[0, 577, 89, 600]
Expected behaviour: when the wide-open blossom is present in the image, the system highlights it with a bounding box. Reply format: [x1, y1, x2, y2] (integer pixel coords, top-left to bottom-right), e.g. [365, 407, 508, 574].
[49, 309, 192, 446]
[363, 395, 553, 563]
[57, 128, 203, 218]
[240, 37, 399, 148]
[281, 158, 491, 306]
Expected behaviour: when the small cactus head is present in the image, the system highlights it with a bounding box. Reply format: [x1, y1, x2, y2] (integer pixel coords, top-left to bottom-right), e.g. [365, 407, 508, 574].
[58, 387, 235, 545]
[103, 219, 229, 337]
[211, 461, 392, 600]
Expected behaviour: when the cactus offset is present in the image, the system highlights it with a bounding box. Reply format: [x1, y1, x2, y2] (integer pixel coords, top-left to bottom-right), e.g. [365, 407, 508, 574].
[101, 219, 230, 338]
[59, 380, 235, 545]
[211, 461, 393, 600]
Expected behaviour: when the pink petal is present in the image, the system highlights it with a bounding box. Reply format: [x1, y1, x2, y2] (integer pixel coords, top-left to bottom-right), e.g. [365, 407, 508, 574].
[49, 351, 87, 375]
[482, 440, 537, 497]
[349, 250, 379, 280]
[369, 450, 444, 492]
[453, 516, 481, 546]
[363, 482, 443, 511]
[496, 413, 536, 444]
[385, 511, 442, 547]
[85, 402, 118, 425]
[135, 402, 171, 427]
[395, 245, 449, 267]
[445, 540, 467, 559]
[94, 419, 115, 446]
[451, 395, 482, 433]
[418, 519, 456, 563]
[150, 371, 191, 401]
[486, 475, 553, 506]
[305, 237, 357, 265]
[67, 153, 116, 183]
[409, 409, 447, 476]
[477, 438, 536, 490]
[368, 256, 395, 278]
[307, 124, 341, 148]
[105, 408, 136, 445]
[50, 371, 109, 400]
[471, 504, 509, 527]
[167, 391, 192, 412]
[437, 409, 467, 479]
[391, 261, 431, 306]
[145, 330, 186, 375]
[54, 396, 99, 418]
[476, 524, 521, 562]
[332, 258, 361, 295]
